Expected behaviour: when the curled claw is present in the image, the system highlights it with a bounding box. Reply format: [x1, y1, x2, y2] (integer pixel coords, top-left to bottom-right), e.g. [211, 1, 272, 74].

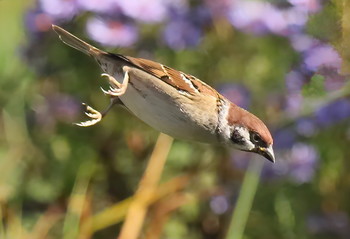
[99, 84, 124, 97]
[101, 73, 121, 88]
[85, 112, 98, 118]
[74, 103, 102, 127]
[75, 119, 101, 127]
[100, 86, 109, 95]
[100, 86, 122, 97]
[100, 72, 129, 97]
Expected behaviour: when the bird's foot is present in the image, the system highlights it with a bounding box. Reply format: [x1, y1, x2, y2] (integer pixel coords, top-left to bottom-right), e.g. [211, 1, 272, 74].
[75, 103, 102, 127]
[100, 72, 129, 97]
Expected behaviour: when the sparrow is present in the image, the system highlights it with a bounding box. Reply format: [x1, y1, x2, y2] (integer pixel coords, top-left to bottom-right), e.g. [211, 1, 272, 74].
[52, 25, 275, 163]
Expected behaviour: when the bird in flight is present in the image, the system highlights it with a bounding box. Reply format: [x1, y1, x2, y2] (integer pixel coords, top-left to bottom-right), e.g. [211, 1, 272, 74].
[52, 25, 275, 162]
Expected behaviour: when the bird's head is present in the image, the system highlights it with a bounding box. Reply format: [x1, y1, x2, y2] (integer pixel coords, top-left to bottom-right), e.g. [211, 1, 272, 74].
[220, 103, 275, 163]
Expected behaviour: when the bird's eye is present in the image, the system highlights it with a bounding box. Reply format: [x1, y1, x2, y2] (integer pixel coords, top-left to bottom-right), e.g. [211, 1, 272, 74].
[251, 133, 262, 143]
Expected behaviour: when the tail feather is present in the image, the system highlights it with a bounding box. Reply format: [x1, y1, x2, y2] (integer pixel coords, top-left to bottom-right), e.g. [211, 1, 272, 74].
[52, 25, 106, 56]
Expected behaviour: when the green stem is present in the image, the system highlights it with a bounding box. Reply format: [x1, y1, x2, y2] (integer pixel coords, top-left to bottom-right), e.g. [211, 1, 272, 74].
[225, 159, 264, 239]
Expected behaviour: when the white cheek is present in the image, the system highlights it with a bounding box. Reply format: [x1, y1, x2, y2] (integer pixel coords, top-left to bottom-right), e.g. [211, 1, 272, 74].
[232, 126, 255, 151]
[234, 141, 255, 151]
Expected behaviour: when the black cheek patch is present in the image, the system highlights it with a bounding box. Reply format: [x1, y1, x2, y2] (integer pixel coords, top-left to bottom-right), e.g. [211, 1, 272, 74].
[230, 130, 245, 145]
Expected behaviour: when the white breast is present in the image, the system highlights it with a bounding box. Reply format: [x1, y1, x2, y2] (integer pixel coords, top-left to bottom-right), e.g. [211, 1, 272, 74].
[114, 67, 219, 143]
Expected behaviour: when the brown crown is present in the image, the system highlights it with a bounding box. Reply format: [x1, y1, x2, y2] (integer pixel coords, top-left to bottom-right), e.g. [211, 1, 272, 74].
[227, 103, 273, 145]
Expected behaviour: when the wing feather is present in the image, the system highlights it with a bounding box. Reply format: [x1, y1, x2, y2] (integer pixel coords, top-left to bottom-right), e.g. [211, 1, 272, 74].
[123, 56, 219, 97]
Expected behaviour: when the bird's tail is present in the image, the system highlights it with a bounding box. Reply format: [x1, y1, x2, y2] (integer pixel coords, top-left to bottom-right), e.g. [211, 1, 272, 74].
[52, 25, 106, 57]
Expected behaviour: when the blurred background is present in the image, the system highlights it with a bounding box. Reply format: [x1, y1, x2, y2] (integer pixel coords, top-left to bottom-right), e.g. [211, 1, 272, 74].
[1, 0, 350, 238]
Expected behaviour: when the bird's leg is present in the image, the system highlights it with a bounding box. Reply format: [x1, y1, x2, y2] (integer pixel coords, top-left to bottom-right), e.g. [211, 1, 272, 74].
[100, 71, 129, 97]
[101, 97, 122, 116]
[75, 103, 103, 127]
[75, 71, 129, 127]
[75, 98, 121, 127]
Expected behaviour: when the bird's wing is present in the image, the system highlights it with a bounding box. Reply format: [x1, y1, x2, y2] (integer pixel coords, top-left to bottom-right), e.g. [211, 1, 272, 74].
[120, 55, 219, 97]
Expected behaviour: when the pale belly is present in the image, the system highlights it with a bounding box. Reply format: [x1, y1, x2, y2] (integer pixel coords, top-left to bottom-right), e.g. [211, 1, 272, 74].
[114, 67, 219, 143]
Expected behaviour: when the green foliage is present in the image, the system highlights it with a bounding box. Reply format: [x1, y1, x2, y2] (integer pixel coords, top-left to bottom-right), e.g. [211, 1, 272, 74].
[302, 74, 326, 98]
[307, 2, 340, 42]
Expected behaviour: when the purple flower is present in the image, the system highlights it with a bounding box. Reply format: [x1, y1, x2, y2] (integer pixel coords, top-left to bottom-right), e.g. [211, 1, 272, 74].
[290, 34, 318, 52]
[227, 1, 272, 35]
[162, 4, 213, 50]
[210, 195, 230, 215]
[296, 118, 317, 137]
[77, 0, 120, 13]
[34, 93, 81, 128]
[39, 0, 79, 20]
[285, 70, 305, 92]
[319, 67, 346, 91]
[273, 128, 297, 150]
[231, 150, 289, 180]
[262, 7, 289, 35]
[287, 143, 318, 183]
[288, 0, 321, 13]
[227, 1, 308, 36]
[315, 99, 350, 127]
[285, 92, 303, 117]
[163, 20, 202, 49]
[308, 212, 350, 238]
[189, 6, 212, 27]
[25, 9, 53, 33]
[282, 8, 308, 31]
[86, 17, 138, 47]
[205, 0, 231, 17]
[304, 45, 342, 72]
[232, 142, 318, 184]
[218, 84, 251, 109]
[116, 0, 167, 23]
[49, 95, 81, 121]
[264, 143, 318, 183]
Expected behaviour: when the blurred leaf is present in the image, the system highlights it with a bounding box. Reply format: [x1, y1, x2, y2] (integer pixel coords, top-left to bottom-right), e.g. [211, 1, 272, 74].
[26, 178, 60, 203]
[0, 206, 5, 239]
[307, 2, 339, 42]
[63, 164, 93, 239]
[178, 196, 200, 222]
[274, 192, 295, 239]
[334, 0, 350, 74]
[302, 74, 326, 98]
[27, 207, 63, 239]
[6, 207, 25, 239]
[80, 175, 190, 236]
[226, 159, 263, 239]
[167, 142, 193, 169]
[164, 217, 188, 239]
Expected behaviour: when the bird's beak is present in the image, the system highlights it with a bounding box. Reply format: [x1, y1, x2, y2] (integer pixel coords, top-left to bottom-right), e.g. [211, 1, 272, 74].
[257, 145, 275, 163]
